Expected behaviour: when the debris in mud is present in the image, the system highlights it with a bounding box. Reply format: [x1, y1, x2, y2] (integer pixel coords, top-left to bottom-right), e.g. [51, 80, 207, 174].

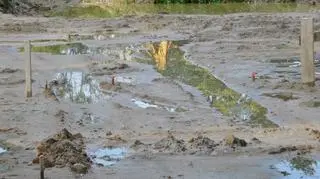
[131, 98, 178, 112]
[0, 147, 6, 154]
[268, 145, 313, 155]
[305, 128, 320, 141]
[223, 134, 247, 148]
[153, 134, 187, 153]
[132, 99, 158, 109]
[88, 147, 127, 167]
[262, 92, 299, 101]
[32, 128, 92, 174]
[188, 135, 218, 155]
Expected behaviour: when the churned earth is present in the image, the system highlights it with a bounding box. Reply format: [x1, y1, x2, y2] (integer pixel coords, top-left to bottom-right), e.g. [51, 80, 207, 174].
[0, 10, 320, 179]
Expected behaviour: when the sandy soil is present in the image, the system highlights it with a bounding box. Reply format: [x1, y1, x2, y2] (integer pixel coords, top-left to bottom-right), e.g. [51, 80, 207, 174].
[0, 11, 320, 179]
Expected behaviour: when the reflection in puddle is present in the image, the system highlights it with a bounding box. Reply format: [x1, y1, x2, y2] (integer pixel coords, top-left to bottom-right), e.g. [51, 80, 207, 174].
[273, 156, 320, 178]
[52, 71, 107, 104]
[0, 147, 6, 154]
[146, 41, 172, 71]
[88, 147, 127, 167]
[143, 40, 276, 127]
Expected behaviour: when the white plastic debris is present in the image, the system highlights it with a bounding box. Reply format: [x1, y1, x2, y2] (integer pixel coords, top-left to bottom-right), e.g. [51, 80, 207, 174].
[0, 147, 7, 154]
[131, 99, 158, 109]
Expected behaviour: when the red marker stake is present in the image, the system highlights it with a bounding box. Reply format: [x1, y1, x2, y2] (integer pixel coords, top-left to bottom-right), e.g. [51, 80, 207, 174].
[251, 72, 257, 82]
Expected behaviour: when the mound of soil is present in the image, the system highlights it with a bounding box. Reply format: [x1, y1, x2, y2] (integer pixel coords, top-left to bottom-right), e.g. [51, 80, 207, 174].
[223, 134, 247, 148]
[152, 134, 187, 153]
[188, 135, 218, 155]
[32, 128, 92, 174]
[131, 134, 251, 155]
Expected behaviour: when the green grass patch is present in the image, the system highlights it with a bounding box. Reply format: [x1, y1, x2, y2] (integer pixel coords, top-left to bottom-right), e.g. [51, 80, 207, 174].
[18, 43, 88, 55]
[140, 41, 278, 128]
[48, 3, 320, 18]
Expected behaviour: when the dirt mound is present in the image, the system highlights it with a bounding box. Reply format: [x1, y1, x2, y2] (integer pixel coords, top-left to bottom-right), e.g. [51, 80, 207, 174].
[131, 134, 252, 155]
[152, 134, 187, 153]
[32, 128, 92, 174]
[306, 128, 320, 141]
[187, 135, 218, 155]
[223, 134, 247, 148]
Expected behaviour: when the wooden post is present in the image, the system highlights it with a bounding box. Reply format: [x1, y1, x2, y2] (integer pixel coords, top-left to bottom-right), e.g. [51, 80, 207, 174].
[39, 155, 45, 179]
[24, 40, 32, 98]
[67, 34, 71, 42]
[300, 18, 315, 86]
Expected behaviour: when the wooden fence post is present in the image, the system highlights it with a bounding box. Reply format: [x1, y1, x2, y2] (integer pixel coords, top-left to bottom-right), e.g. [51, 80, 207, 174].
[39, 155, 45, 179]
[300, 18, 315, 86]
[24, 40, 32, 98]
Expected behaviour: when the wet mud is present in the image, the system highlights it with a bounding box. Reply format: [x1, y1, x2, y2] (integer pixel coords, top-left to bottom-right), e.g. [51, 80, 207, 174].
[1, 10, 320, 179]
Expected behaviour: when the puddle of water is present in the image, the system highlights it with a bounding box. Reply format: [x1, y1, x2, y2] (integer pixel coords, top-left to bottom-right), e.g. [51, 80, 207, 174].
[51, 71, 108, 104]
[139, 40, 277, 128]
[88, 147, 127, 167]
[273, 156, 320, 178]
[0, 147, 6, 154]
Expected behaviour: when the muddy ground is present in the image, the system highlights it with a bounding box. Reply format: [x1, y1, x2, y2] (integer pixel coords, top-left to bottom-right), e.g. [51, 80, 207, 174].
[0, 11, 320, 179]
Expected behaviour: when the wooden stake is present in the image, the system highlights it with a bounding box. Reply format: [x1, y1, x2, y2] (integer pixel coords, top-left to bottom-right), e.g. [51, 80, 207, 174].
[300, 18, 315, 86]
[24, 40, 32, 98]
[39, 155, 45, 179]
